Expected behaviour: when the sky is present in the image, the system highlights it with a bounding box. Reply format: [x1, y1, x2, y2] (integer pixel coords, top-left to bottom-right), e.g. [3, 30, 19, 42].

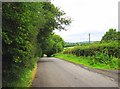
[51, 0, 119, 42]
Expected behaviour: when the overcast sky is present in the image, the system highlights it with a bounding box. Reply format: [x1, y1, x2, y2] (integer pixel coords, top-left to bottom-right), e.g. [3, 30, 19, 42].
[51, 0, 119, 42]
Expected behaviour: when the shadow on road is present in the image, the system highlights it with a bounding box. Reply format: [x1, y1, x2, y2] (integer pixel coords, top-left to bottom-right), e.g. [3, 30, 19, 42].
[37, 59, 53, 63]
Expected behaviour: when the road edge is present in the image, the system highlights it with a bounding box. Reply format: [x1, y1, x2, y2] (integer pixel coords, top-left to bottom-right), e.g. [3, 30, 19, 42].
[30, 64, 37, 87]
[54, 57, 119, 83]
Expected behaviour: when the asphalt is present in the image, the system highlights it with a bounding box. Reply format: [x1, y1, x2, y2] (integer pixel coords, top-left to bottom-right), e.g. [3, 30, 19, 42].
[32, 57, 118, 87]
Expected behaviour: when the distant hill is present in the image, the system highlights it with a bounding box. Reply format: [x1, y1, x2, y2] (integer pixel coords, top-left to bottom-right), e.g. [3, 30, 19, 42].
[64, 41, 100, 47]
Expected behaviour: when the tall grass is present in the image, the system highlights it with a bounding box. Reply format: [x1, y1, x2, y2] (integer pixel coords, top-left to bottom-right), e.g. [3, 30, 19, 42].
[55, 53, 120, 70]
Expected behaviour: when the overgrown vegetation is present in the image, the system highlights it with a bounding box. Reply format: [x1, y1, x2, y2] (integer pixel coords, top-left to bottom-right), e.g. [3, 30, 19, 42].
[55, 53, 119, 70]
[43, 34, 64, 57]
[2, 2, 71, 87]
[55, 29, 120, 70]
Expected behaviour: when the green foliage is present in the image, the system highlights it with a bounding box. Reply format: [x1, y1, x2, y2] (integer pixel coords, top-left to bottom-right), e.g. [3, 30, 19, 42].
[2, 2, 44, 69]
[3, 66, 33, 88]
[2, 2, 71, 87]
[93, 52, 112, 64]
[64, 41, 120, 58]
[43, 34, 64, 57]
[60, 28, 120, 70]
[55, 53, 120, 70]
[64, 42, 80, 47]
[101, 28, 119, 42]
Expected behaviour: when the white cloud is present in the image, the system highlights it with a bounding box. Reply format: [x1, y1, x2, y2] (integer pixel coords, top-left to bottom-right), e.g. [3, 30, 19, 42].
[52, 0, 119, 42]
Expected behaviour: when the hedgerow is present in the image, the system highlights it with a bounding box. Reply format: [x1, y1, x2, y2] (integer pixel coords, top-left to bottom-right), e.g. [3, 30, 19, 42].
[2, 2, 71, 87]
[64, 41, 120, 58]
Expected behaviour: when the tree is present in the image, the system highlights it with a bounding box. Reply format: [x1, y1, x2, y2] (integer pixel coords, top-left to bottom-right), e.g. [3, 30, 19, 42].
[44, 34, 64, 57]
[101, 28, 118, 42]
[2, 2, 71, 87]
[37, 2, 71, 56]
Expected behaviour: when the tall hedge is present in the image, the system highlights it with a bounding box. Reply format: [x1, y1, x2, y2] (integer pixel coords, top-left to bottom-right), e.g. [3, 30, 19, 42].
[2, 2, 71, 87]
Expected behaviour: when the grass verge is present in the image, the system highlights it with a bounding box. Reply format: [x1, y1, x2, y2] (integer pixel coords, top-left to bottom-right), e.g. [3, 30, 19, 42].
[54, 53, 120, 70]
[31, 64, 37, 84]
[3, 57, 39, 88]
[11, 65, 37, 88]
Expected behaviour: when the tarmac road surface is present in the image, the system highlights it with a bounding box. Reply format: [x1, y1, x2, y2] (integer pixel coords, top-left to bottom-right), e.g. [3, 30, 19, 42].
[32, 57, 118, 87]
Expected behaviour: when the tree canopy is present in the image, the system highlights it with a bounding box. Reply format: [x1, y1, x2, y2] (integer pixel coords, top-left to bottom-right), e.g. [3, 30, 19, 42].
[101, 28, 119, 42]
[43, 34, 64, 57]
[2, 2, 71, 87]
